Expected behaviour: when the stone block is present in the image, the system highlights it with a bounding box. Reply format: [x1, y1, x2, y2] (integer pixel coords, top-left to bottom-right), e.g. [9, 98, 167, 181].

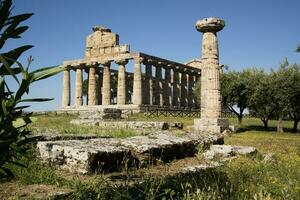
[37, 133, 214, 174]
[194, 118, 229, 133]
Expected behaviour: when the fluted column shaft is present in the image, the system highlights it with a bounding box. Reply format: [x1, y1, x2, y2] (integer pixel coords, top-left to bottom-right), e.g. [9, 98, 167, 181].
[188, 73, 195, 108]
[201, 31, 221, 118]
[97, 73, 102, 105]
[102, 62, 111, 105]
[155, 65, 162, 106]
[88, 65, 97, 105]
[62, 69, 70, 107]
[75, 68, 83, 107]
[133, 57, 143, 105]
[164, 67, 172, 106]
[116, 59, 128, 105]
[145, 63, 153, 105]
[180, 72, 188, 107]
[173, 69, 180, 106]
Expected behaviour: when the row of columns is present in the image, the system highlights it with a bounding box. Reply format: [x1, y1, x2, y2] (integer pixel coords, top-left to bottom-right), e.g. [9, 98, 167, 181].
[62, 58, 199, 108]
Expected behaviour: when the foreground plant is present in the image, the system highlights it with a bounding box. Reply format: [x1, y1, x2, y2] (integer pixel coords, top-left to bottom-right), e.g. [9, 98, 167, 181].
[0, 0, 64, 177]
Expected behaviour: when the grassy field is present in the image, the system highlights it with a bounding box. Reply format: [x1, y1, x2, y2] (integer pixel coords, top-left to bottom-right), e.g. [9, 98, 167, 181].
[0, 115, 299, 199]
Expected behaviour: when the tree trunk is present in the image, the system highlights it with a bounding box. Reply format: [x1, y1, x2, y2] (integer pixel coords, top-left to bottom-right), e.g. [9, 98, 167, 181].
[262, 119, 269, 130]
[293, 119, 299, 133]
[277, 114, 284, 133]
[238, 116, 243, 126]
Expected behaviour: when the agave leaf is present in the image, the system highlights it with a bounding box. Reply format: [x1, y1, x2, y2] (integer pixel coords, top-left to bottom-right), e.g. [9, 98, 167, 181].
[0, 45, 33, 70]
[5, 13, 33, 27]
[32, 66, 64, 82]
[0, 54, 19, 84]
[18, 98, 53, 103]
[15, 76, 33, 100]
[9, 26, 29, 39]
[0, 0, 12, 33]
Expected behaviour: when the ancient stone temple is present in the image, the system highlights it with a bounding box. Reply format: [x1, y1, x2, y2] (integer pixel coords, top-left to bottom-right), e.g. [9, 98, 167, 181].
[61, 26, 201, 112]
[194, 17, 229, 133]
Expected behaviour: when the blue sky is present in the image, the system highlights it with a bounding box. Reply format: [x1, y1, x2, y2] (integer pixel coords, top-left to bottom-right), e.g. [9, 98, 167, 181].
[5, 0, 300, 111]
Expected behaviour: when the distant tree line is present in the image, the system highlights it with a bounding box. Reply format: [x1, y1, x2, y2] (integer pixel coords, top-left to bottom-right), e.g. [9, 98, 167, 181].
[217, 60, 300, 133]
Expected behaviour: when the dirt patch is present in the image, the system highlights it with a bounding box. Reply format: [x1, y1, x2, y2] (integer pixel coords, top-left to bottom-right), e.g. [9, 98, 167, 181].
[0, 181, 72, 199]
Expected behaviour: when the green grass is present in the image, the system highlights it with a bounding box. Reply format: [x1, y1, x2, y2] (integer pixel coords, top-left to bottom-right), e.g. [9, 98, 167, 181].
[1, 115, 300, 199]
[28, 114, 138, 138]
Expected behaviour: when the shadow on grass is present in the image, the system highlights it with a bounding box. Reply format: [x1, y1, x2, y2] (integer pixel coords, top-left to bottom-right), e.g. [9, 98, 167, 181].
[235, 125, 299, 134]
[74, 168, 237, 200]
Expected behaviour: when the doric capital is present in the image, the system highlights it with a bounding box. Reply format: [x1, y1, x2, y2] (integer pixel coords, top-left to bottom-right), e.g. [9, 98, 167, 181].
[157, 61, 165, 67]
[115, 59, 128, 65]
[92, 26, 111, 33]
[134, 57, 144, 64]
[143, 58, 154, 65]
[195, 17, 225, 33]
[100, 60, 111, 66]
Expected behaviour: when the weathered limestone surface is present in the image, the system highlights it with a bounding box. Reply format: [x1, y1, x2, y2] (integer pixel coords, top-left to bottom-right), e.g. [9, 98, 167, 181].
[88, 66, 96, 105]
[75, 68, 83, 107]
[70, 109, 183, 130]
[172, 69, 180, 106]
[37, 132, 224, 174]
[145, 61, 153, 105]
[62, 69, 70, 107]
[133, 57, 143, 105]
[194, 17, 229, 133]
[102, 62, 111, 105]
[203, 145, 257, 160]
[116, 59, 128, 105]
[180, 72, 188, 107]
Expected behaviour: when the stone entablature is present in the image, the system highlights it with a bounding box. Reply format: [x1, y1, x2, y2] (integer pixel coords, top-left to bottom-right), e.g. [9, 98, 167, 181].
[61, 27, 201, 110]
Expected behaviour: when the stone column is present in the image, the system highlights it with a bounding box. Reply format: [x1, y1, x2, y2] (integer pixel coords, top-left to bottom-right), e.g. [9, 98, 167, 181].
[188, 72, 195, 108]
[97, 72, 103, 105]
[164, 66, 172, 106]
[133, 57, 143, 105]
[172, 68, 180, 107]
[116, 59, 128, 105]
[155, 63, 163, 106]
[75, 67, 83, 107]
[180, 71, 188, 107]
[88, 64, 97, 106]
[62, 68, 71, 108]
[102, 61, 111, 105]
[194, 17, 229, 133]
[144, 60, 153, 105]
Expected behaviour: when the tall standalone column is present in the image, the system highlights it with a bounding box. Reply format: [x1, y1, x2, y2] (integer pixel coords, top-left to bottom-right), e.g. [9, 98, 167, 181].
[102, 61, 111, 105]
[88, 64, 97, 105]
[116, 59, 128, 105]
[194, 17, 228, 133]
[164, 66, 172, 106]
[133, 57, 143, 105]
[62, 68, 71, 108]
[172, 68, 180, 107]
[188, 72, 195, 108]
[75, 68, 83, 107]
[145, 60, 153, 105]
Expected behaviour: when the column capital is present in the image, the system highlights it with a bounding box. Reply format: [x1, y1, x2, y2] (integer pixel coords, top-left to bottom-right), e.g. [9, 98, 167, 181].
[134, 57, 144, 63]
[143, 58, 154, 65]
[115, 59, 128, 65]
[100, 60, 111, 66]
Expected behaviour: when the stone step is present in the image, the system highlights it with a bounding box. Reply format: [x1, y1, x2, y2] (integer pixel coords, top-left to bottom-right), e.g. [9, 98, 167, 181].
[70, 120, 184, 130]
[37, 132, 223, 174]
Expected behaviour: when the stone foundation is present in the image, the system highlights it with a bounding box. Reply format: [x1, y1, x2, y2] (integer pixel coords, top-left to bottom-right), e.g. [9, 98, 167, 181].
[194, 118, 229, 133]
[37, 132, 223, 174]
